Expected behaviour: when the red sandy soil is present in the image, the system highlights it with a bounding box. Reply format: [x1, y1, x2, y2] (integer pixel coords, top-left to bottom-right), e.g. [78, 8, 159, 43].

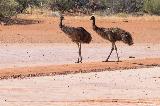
[0, 15, 160, 43]
[0, 15, 160, 79]
[0, 58, 160, 80]
[1, 15, 160, 106]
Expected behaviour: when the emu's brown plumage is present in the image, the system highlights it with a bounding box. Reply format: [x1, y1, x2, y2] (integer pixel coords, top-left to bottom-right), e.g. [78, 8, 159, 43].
[90, 16, 134, 62]
[60, 16, 92, 63]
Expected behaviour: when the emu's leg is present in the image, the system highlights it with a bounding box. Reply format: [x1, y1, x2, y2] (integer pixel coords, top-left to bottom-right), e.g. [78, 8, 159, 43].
[75, 42, 82, 63]
[79, 42, 82, 63]
[75, 42, 80, 63]
[114, 44, 120, 62]
[104, 43, 114, 62]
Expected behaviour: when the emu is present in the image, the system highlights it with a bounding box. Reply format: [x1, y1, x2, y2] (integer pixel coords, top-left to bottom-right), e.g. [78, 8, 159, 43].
[90, 16, 133, 62]
[59, 16, 92, 63]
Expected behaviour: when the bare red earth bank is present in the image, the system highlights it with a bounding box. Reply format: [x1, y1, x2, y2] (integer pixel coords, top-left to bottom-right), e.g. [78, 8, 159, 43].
[0, 58, 160, 79]
[0, 15, 160, 43]
[0, 15, 160, 79]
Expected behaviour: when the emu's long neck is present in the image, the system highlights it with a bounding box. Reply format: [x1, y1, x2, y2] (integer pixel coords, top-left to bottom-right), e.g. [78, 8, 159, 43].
[92, 19, 97, 30]
[59, 19, 63, 28]
[60, 20, 73, 36]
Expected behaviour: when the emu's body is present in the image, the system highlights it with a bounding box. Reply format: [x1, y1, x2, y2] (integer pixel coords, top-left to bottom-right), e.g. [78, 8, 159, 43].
[90, 16, 133, 62]
[60, 16, 92, 63]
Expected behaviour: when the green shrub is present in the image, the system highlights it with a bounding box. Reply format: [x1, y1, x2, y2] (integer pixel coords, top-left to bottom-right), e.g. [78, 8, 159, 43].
[0, 0, 18, 17]
[144, 0, 160, 15]
[16, 0, 51, 13]
[50, 0, 77, 12]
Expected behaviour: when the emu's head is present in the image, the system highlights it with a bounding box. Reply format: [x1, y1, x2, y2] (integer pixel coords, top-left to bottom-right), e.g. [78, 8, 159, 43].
[90, 16, 95, 21]
[60, 16, 64, 20]
[122, 32, 134, 46]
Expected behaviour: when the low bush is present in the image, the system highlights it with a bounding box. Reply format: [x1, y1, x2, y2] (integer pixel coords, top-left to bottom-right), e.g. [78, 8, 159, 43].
[0, 0, 18, 17]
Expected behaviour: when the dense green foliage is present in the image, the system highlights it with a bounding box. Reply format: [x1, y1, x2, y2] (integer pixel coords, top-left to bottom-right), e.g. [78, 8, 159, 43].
[50, 0, 159, 15]
[0, 0, 160, 18]
[16, 0, 51, 13]
[0, 0, 18, 17]
[144, 0, 160, 15]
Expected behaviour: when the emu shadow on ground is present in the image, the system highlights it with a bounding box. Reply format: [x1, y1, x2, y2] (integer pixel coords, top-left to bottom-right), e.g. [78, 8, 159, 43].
[105, 60, 122, 62]
[0, 17, 42, 25]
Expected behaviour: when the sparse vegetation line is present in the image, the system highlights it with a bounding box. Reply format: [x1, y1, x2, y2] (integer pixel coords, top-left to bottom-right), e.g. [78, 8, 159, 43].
[0, 0, 160, 20]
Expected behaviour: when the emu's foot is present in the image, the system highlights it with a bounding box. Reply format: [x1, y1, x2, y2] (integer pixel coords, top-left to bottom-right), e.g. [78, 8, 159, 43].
[102, 60, 122, 62]
[117, 58, 120, 62]
[75, 59, 82, 63]
[75, 61, 79, 63]
[75, 61, 82, 63]
[102, 59, 109, 62]
[116, 60, 122, 62]
[116, 58, 122, 62]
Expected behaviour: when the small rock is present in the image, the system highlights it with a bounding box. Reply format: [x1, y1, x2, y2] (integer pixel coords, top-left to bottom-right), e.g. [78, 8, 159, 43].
[123, 20, 128, 22]
[138, 63, 144, 65]
[147, 46, 151, 48]
[129, 56, 135, 58]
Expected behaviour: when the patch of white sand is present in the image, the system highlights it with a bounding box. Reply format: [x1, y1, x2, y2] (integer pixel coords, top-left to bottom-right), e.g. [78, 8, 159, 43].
[0, 67, 160, 106]
[0, 43, 160, 69]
